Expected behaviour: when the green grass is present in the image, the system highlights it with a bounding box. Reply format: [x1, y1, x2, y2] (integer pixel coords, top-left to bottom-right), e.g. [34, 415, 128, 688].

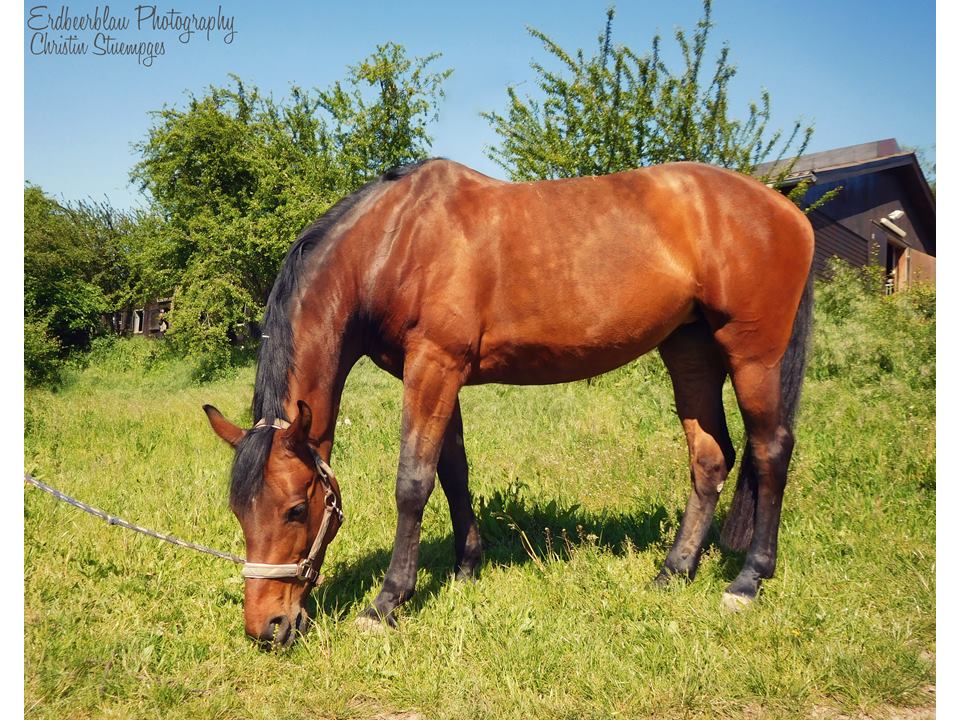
[24, 274, 935, 719]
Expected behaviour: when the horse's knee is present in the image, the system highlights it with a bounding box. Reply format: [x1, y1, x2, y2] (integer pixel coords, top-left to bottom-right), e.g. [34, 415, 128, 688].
[748, 426, 794, 488]
[690, 430, 730, 496]
[395, 471, 436, 516]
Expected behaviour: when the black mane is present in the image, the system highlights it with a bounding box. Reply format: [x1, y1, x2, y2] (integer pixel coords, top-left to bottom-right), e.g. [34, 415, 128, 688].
[230, 159, 433, 510]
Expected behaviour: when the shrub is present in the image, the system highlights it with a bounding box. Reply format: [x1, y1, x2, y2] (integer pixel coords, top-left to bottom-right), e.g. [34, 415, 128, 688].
[130, 45, 451, 365]
[24, 317, 62, 387]
[809, 259, 935, 391]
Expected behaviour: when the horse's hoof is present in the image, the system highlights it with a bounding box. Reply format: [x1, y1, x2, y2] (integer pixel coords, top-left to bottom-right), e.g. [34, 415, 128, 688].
[355, 615, 389, 634]
[721, 591, 753, 613]
[649, 569, 675, 589]
[454, 566, 480, 583]
[454, 572, 476, 584]
[650, 567, 694, 590]
[356, 605, 398, 632]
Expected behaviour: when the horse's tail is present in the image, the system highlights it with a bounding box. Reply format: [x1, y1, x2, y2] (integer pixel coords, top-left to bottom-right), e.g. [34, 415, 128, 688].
[720, 267, 814, 551]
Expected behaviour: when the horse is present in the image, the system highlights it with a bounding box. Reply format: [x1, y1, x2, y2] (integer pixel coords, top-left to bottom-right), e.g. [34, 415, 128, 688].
[203, 158, 814, 648]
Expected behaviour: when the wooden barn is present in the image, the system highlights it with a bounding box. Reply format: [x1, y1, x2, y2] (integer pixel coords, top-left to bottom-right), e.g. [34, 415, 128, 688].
[102, 298, 171, 339]
[755, 139, 936, 291]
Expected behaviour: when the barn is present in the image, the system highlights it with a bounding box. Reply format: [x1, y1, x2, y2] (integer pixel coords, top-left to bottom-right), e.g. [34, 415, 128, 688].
[102, 298, 171, 339]
[755, 139, 936, 291]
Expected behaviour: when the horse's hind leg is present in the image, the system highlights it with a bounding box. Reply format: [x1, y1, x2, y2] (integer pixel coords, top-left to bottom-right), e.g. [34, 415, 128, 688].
[721, 359, 794, 609]
[437, 398, 483, 580]
[654, 321, 736, 584]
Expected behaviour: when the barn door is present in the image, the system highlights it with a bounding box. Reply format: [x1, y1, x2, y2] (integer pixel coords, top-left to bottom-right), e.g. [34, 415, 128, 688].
[885, 242, 904, 294]
[896, 247, 936, 289]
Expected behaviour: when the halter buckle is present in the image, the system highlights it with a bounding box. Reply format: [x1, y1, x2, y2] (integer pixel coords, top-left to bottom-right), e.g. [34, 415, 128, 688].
[296, 559, 321, 584]
[325, 491, 344, 523]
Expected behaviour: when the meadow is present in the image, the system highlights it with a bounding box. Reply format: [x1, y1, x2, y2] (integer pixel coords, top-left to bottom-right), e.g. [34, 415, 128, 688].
[24, 268, 935, 719]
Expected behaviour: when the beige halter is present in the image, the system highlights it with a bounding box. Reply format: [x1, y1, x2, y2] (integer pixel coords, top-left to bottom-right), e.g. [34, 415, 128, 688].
[240, 419, 343, 584]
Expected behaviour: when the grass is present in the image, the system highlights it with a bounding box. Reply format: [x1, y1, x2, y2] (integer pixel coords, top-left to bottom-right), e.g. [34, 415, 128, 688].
[24, 271, 935, 719]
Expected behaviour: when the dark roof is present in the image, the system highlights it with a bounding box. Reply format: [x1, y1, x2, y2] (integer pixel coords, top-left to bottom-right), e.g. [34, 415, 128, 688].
[755, 139, 935, 234]
[755, 138, 906, 181]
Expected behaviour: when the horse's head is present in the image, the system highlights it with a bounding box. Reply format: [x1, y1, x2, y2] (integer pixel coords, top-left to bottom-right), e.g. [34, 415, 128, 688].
[203, 400, 343, 649]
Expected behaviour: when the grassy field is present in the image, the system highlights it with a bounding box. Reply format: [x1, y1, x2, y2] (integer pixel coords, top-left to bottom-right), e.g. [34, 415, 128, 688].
[24, 272, 935, 719]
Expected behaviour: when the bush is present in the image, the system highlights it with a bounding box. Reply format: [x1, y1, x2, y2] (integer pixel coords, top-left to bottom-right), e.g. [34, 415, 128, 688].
[24, 187, 131, 358]
[809, 259, 935, 391]
[82, 334, 174, 373]
[482, 2, 813, 182]
[24, 317, 63, 387]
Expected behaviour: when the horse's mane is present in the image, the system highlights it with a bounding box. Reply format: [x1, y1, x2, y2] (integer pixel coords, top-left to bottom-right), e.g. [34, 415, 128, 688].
[230, 159, 433, 510]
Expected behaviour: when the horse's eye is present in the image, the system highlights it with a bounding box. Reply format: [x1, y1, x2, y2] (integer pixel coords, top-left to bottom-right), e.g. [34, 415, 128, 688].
[286, 502, 308, 523]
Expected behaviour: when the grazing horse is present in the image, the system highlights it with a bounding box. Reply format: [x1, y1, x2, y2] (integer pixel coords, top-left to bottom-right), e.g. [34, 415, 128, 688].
[204, 158, 814, 647]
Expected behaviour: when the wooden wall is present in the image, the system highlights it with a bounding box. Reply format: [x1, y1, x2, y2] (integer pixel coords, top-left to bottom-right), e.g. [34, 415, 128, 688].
[808, 209, 869, 277]
[800, 162, 934, 284]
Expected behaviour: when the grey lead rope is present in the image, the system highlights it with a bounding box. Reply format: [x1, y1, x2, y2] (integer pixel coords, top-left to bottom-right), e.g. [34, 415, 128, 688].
[24, 473, 245, 565]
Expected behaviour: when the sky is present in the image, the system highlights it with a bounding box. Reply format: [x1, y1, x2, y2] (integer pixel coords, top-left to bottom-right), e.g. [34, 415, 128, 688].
[24, 1, 936, 210]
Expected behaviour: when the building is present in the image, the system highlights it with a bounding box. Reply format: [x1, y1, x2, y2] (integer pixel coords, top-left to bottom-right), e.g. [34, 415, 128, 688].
[103, 298, 171, 338]
[755, 139, 935, 291]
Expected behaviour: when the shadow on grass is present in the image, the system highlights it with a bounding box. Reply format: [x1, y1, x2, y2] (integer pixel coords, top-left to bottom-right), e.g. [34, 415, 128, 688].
[309, 480, 746, 621]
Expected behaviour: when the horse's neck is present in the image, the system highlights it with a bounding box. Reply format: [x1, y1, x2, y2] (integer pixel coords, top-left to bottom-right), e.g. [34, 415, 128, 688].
[285, 259, 361, 460]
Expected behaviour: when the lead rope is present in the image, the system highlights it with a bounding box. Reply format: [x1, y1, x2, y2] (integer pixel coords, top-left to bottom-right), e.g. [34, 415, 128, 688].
[25, 424, 343, 582]
[24, 473, 245, 565]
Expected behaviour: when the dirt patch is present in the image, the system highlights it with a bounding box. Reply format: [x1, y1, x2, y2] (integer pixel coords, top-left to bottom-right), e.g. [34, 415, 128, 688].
[809, 700, 935, 720]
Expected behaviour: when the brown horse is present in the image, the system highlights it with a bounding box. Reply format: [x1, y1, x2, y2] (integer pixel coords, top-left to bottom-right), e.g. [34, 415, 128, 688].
[204, 158, 814, 647]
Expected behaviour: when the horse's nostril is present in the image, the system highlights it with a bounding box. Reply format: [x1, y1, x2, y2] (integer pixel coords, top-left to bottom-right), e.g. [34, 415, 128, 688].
[255, 615, 291, 648]
[294, 607, 309, 632]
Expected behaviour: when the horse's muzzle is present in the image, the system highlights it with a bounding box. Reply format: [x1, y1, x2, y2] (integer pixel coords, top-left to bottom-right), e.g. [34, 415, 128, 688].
[250, 607, 308, 650]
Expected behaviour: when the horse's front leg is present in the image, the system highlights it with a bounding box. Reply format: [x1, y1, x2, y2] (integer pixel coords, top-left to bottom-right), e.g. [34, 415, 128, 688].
[359, 347, 465, 628]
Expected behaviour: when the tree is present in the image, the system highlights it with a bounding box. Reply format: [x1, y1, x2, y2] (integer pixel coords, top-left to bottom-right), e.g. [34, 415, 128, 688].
[25, 188, 102, 351]
[482, 2, 812, 185]
[130, 43, 451, 375]
[23, 187, 140, 385]
[318, 43, 453, 183]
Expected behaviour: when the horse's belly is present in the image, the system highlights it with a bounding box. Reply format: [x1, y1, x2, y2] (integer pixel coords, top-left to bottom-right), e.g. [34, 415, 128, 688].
[471, 340, 657, 384]
[470, 297, 696, 385]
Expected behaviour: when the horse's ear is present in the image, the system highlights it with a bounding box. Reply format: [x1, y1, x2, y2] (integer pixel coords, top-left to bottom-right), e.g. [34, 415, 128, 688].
[203, 405, 246, 448]
[283, 400, 313, 449]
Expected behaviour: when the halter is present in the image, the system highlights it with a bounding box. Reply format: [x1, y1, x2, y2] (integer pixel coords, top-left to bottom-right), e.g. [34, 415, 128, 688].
[239, 418, 345, 585]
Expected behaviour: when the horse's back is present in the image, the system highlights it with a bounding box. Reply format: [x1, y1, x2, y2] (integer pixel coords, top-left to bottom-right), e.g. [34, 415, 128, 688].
[370, 160, 813, 382]
[420, 160, 812, 301]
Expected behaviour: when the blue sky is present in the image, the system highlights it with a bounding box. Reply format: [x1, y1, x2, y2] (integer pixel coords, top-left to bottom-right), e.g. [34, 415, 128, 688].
[24, 1, 936, 210]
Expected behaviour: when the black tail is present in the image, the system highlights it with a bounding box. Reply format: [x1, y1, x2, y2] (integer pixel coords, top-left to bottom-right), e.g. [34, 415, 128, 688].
[720, 269, 814, 551]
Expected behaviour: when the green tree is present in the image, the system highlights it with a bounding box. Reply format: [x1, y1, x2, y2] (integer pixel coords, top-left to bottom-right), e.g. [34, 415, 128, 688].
[130, 43, 451, 375]
[318, 43, 452, 183]
[24, 187, 140, 384]
[483, 2, 811, 185]
[24, 189, 109, 347]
